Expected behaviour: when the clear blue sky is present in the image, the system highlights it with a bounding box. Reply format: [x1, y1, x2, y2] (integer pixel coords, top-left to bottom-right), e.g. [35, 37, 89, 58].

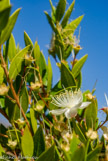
[1, 0, 108, 126]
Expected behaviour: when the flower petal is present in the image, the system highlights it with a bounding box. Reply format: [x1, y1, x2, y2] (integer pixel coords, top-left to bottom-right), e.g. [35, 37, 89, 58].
[65, 108, 77, 119]
[79, 102, 91, 109]
[49, 108, 67, 116]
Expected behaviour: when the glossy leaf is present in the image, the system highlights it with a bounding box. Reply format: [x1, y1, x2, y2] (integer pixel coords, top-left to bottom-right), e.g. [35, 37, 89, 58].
[24, 31, 33, 50]
[84, 99, 98, 130]
[0, 6, 11, 32]
[63, 15, 84, 35]
[61, 0, 75, 27]
[7, 34, 16, 62]
[47, 57, 52, 93]
[55, 0, 66, 22]
[0, 65, 4, 85]
[37, 145, 55, 161]
[9, 45, 30, 80]
[21, 126, 34, 158]
[34, 126, 45, 157]
[61, 62, 76, 87]
[72, 54, 88, 78]
[0, 8, 21, 44]
[30, 108, 37, 134]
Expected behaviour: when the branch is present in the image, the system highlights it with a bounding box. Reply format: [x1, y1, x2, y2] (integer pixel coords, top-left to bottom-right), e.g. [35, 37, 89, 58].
[96, 119, 107, 130]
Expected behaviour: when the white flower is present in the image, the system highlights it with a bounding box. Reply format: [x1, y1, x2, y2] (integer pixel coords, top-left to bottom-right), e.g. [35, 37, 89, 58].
[101, 126, 108, 141]
[50, 89, 91, 119]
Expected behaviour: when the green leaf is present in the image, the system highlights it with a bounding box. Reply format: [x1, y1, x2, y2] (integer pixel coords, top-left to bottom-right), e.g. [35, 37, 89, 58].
[9, 45, 30, 80]
[7, 34, 16, 62]
[37, 145, 55, 161]
[61, 62, 76, 88]
[34, 41, 40, 66]
[34, 126, 45, 157]
[24, 31, 33, 50]
[30, 108, 37, 134]
[0, 65, 4, 85]
[21, 126, 34, 158]
[0, 6, 11, 32]
[72, 119, 87, 144]
[55, 0, 66, 22]
[34, 42, 47, 79]
[47, 57, 52, 93]
[20, 86, 28, 113]
[70, 133, 80, 155]
[72, 54, 88, 78]
[44, 11, 57, 32]
[0, 144, 5, 156]
[61, 0, 75, 27]
[0, 8, 21, 44]
[63, 45, 72, 60]
[84, 99, 98, 130]
[75, 72, 82, 89]
[87, 145, 102, 161]
[63, 15, 84, 35]
[71, 144, 85, 161]
[0, 0, 10, 12]
[49, 0, 56, 23]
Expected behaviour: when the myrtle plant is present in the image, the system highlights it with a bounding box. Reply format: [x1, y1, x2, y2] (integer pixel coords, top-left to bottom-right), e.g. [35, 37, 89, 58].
[0, 0, 108, 160]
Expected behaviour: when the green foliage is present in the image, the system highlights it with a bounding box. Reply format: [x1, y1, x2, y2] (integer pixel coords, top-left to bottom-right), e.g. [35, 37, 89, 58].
[0, 0, 107, 160]
[30, 108, 37, 134]
[0, 65, 4, 84]
[21, 126, 34, 157]
[55, 0, 66, 22]
[0, 8, 21, 44]
[0, 6, 11, 32]
[61, 62, 76, 87]
[72, 54, 88, 78]
[7, 34, 16, 62]
[47, 57, 53, 93]
[9, 45, 30, 80]
[61, 0, 75, 27]
[37, 145, 55, 161]
[33, 126, 45, 157]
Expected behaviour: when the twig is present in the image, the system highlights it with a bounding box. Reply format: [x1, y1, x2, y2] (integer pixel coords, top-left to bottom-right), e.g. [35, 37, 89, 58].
[0, 133, 8, 138]
[96, 119, 107, 130]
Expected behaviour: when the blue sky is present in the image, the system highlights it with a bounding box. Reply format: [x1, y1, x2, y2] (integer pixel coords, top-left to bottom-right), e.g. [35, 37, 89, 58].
[1, 0, 108, 126]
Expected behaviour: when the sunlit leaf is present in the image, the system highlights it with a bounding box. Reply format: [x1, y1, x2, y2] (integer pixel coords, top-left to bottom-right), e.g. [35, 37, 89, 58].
[55, 0, 66, 22]
[0, 65, 4, 85]
[7, 34, 16, 62]
[9, 45, 30, 80]
[21, 126, 34, 157]
[61, 0, 75, 27]
[47, 57, 52, 93]
[0, 8, 21, 44]
[72, 54, 88, 78]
